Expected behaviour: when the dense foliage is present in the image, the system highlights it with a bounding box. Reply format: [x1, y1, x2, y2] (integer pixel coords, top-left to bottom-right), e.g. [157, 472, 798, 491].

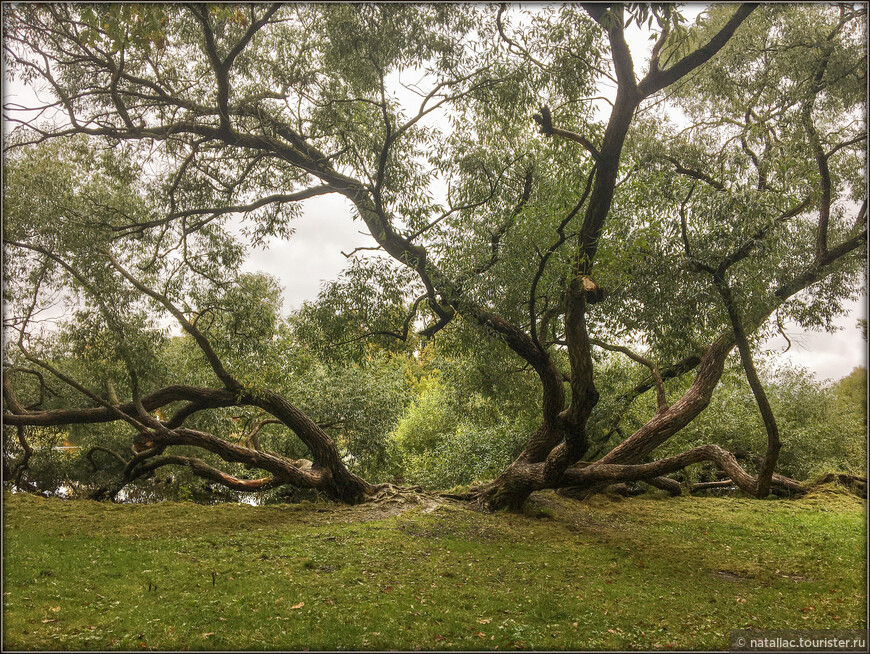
[3, 3, 866, 506]
[4, 326, 864, 500]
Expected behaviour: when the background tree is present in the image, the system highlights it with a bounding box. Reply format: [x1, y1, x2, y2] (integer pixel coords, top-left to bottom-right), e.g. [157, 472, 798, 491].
[3, 3, 865, 507]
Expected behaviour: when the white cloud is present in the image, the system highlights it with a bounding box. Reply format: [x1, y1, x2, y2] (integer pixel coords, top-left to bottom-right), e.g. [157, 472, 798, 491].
[240, 195, 371, 314]
[5, 5, 865, 383]
[763, 297, 868, 381]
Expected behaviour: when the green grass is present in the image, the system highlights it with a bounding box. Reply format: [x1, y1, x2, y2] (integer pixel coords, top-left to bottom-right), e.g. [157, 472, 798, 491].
[2, 486, 865, 650]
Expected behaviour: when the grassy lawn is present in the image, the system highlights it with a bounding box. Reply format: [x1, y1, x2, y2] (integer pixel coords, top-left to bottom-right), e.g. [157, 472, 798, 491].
[2, 486, 865, 651]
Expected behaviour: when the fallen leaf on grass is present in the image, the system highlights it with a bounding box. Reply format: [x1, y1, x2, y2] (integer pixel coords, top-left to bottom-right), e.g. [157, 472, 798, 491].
[290, 602, 305, 610]
[202, 633, 214, 638]
[477, 618, 492, 624]
[41, 619, 56, 623]
[473, 631, 487, 638]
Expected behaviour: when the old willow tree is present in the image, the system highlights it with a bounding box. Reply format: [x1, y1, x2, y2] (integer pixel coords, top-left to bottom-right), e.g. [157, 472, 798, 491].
[3, 4, 866, 508]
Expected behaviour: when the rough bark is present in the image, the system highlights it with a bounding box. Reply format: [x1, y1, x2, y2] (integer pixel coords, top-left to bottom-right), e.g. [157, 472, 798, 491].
[4, 383, 376, 504]
[713, 279, 781, 498]
[4, 4, 864, 511]
[557, 444, 804, 497]
[471, 4, 786, 510]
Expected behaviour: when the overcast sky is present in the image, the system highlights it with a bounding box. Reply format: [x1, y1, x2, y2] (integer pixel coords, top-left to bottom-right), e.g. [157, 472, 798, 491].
[3, 5, 866, 382]
[238, 179, 867, 383]
[239, 5, 866, 382]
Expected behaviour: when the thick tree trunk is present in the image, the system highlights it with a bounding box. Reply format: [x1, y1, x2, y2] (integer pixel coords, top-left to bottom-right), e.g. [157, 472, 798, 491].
[4, 381, 376, 504]
[600, 336, 734, 466]
[247, 390, 375, 503]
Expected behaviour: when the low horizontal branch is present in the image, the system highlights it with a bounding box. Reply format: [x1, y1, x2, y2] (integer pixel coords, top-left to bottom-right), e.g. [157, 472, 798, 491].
[557, 443, 803, 497]
[3, 385, 238, 427]
[135, 454, 287, 492]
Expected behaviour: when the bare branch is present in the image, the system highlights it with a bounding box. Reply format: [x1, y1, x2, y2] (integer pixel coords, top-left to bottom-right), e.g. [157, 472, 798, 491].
[591, 339, 668, 413]
[661, 154, 726, 191]
[107, 252, 241, 391]
[116, 185, 334, 236]
[496, 4, 548, 70]
[533, 106, 601, 160]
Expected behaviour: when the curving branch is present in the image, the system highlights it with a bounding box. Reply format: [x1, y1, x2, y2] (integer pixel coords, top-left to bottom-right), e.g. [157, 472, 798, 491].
[533, 106, 601, 160]
[591, 339, 668, 414]
[11, 426, 35, 488]
[715, 196, 813, 276]
[471, 165, 535, 276]
[558, 443, 801, 496]
[242, 418, 283, 451]
[3, 375, 30, 416]
[132, 455, 287, 492]
[4, 367, 54, 410]
[86, 446, 129, 472]
[495, 4, 549, 70]
[639, 5, 759, 97]
[106, 252, 240, 391]
[584, 216, 864, 496]
[5, 4, 861, 511]
[529, 167, 596, 351]
[4, 385, 238, 428]
[5, 241, 154, 423]
[709, 275, 781, 497]
[662, 155, 725, 191]
[774, 227, 866, 301]
[15, 345, 152, 435]
[114, 185, 334, 237]
[824, 132, 867, 159]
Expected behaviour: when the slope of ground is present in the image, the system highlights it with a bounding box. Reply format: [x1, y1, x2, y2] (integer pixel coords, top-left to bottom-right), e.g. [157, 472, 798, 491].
[2, 487, 865, 650]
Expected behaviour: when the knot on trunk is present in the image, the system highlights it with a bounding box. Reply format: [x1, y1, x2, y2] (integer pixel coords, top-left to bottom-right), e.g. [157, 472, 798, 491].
[132, 436, 159, 453]
[581, 276, 608, 304]
[533, 106, 553, 136]
[586, 387, 600, 406]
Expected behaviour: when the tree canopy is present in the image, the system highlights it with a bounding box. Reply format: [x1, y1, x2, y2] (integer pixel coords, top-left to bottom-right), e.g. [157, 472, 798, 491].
[3, 3, 866, 507]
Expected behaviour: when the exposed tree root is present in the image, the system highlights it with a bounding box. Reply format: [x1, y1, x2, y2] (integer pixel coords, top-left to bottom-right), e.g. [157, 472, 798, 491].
[469, 442, 866, 510]
[645, 476, 682, 495]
